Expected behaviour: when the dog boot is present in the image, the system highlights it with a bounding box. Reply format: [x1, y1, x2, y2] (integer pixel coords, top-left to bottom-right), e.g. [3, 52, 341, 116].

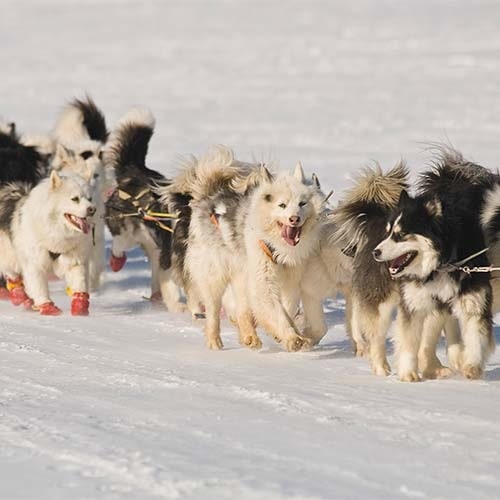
[35, 302, 62, 316]
[7, 278, 31, 306]
[23, 298, 34, 310]
[71, 292, 89, 316]
[0, 287, 9, 300]
[110, 252, 127, 272]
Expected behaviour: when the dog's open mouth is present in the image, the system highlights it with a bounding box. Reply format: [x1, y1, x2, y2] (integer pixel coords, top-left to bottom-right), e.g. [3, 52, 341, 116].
[64, 213, 90, 234]
[388, 251, 417, 277]
[277, 222, 302, 246]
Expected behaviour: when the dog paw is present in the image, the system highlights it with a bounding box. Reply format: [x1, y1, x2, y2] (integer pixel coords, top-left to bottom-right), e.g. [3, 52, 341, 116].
[462, 364, 483, 380]
[422, 366, 453, 380]
[240, 334, 262, 350]
[399, 371, 421, 382]
[354, 341, 368, 358]
[283, 335, 306, 352]
[206, 336, 223, 350]
[372, 362, 391, 376]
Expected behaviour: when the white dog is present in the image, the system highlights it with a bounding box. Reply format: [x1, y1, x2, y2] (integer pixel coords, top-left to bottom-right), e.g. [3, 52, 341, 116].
[0, 170, 96, 315]
[52, 97, 114, 291]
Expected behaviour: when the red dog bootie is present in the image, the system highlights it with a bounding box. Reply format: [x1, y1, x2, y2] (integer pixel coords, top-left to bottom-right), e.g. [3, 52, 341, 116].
[71, 292, 89, 316]
[7, 278, 31, 306]
[0, 287, 10, 300]
[35, 302, 62, 316]
[110, 253, 127, 272]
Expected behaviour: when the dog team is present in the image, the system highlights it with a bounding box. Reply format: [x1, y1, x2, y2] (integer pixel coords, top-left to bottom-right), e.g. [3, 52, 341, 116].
[1, 96, 499, 382]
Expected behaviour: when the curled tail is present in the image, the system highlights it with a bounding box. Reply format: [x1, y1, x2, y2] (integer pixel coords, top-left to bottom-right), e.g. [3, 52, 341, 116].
[105, 108, 155, 170]
[158, 145, 266, 204]
[0, 182, 31, 231]
[53, 95, 108, 145]
[333, 161, 409, 253]
[418, 145, 495, 195]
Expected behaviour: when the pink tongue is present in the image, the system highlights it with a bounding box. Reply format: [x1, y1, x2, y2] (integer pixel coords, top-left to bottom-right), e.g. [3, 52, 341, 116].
[390, 253, 408, 268]
[75, 217, 90, 234]
[282, 225, 300, 246]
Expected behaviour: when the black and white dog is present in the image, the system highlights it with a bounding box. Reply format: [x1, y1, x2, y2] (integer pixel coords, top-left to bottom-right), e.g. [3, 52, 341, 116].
[373, 148, 498, 380]
[104, 109, 182, 311]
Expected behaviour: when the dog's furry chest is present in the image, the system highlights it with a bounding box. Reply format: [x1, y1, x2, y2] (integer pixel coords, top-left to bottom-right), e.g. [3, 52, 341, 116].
[401, 273, 459, 312]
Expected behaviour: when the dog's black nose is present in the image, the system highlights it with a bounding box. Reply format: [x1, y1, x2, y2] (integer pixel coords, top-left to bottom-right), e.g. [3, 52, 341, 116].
[372, 248, 381, 259]
[87, 206, 96, 216]
[289, 215, 300, 225]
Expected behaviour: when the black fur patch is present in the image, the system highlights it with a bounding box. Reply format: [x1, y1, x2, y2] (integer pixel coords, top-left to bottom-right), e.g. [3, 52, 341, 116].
[0, 130, 45, 186]
[73, 96, 109, 143]
[109, 124, 153, 169]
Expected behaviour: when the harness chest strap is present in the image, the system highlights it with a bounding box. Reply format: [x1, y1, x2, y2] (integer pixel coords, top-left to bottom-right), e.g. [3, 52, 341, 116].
[258, 239, 277, 264]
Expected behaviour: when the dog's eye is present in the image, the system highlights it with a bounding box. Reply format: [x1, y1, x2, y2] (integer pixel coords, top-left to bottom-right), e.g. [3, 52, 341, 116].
[93, 173, 99, 179]
[98, 151, 104, 160]
[299, 201, 307, 207]
[80, 151, 93, 160]
[278, 203, 287, 209]
[72, 196, 80, 203]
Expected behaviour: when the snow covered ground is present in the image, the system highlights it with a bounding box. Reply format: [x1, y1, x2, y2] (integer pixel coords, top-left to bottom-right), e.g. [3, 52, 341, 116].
[1, 0, 500, 498]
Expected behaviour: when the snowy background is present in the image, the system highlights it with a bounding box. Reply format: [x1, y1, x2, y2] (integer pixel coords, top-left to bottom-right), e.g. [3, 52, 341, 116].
[1, 0, 500, 499]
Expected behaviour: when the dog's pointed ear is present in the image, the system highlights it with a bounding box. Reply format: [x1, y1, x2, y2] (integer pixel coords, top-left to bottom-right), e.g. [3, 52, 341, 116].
[293, 161, 305, 183]
[53, 143, 74, 169]
[397, 189, 410, 206]
[312, 173, 321, 189]
[50, 169, 62, 190]
[259, 164, 273, 183]
[424, 196, 442, 218]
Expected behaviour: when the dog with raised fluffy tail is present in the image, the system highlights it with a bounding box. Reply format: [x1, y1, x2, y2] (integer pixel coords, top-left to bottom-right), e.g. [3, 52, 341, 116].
[373, 148, 498, 380]
[333, 162, 409, 376]
[104, 109, 182, 312]
[52, 96, 114, 291]
[0, 170, 96, 315]
[161, 145, 267, 349]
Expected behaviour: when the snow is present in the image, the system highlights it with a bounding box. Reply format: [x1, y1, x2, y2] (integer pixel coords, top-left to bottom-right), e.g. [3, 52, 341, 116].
[1, 0, 500, 498]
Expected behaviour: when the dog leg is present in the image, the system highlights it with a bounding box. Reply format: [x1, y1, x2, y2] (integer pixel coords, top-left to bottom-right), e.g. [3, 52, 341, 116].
[232, 272, 262, 350]
[342, 286, 353, 342]
[158, 267, 185, 313]
[453, 289, 494, 380]
[350, 296, 369, 357]
[201, 288, 224, 350]
[419, 311, 452, 379]
[301, 291, 327, 347]
[22, 265, 57, 313]
[366, 301, 393, 376]
[88, 220, 105, 291]
[443, 315, 463, 372]
[395, 308, 424, 382]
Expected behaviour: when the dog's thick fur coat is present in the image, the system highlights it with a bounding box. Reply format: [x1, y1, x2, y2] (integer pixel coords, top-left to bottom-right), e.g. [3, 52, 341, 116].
[374, 148, 498, 380]
[0, 171, 96, 312]
[333, 162, 409, 375]
[105, 109, 182, 311]
[52, 97, 114, 290]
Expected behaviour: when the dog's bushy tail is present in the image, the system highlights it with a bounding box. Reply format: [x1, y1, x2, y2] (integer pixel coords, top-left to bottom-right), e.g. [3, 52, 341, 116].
[53, 96, 108, 145]
[0, 182, 31, 230]
[418, 145, 495, 195]
[159, 145, 263, 204]
[106, 108, 155, 170]
[0, 123, 46, 185]
[332, 161, 409, 253]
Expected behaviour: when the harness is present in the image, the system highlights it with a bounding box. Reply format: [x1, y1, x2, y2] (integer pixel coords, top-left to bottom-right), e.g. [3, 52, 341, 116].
[106, 188, 177, 233]
[440, 247, 500, 275]
[258, 240, 279, 264]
